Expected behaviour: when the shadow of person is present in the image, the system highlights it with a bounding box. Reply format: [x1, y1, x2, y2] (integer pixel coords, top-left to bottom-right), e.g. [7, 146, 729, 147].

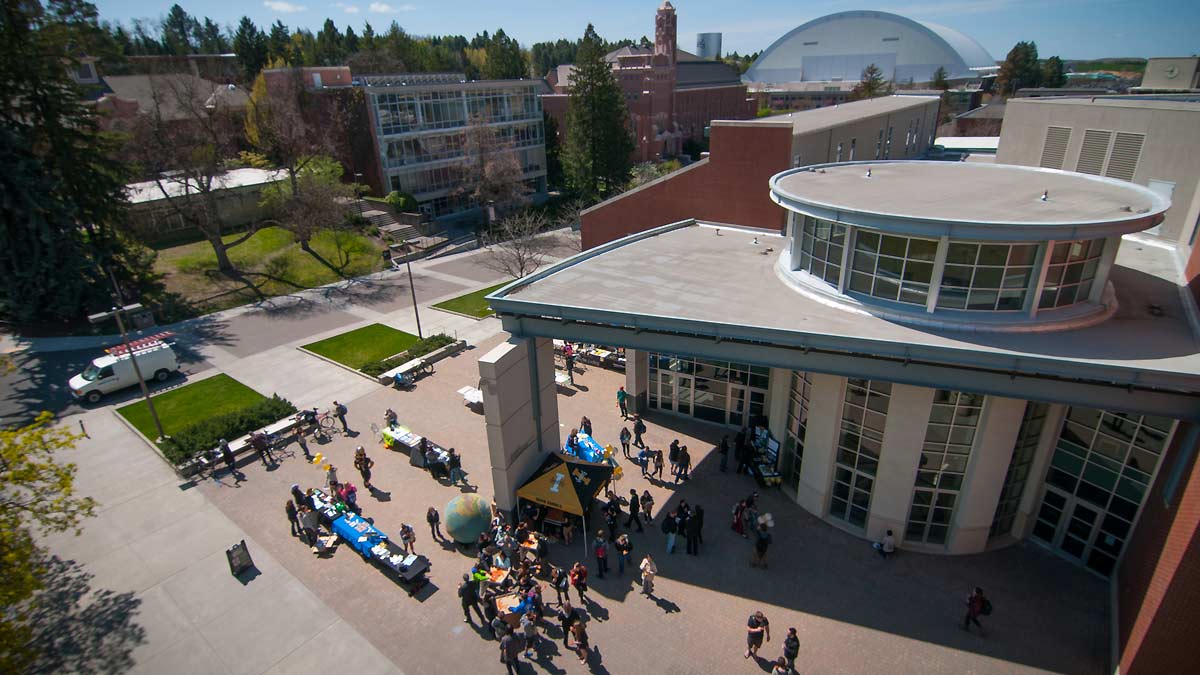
[370, 488, 392, 502]
[583, 598, 609, 622]
[654, 597, 681, 614]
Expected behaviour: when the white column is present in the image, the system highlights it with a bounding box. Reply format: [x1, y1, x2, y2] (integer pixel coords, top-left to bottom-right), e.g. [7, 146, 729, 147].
[479, 336, 561, 512]
[795, 373, 844, 516]
[867, 383, 936, 543]
[1013, 403, 1068, 539]
[766, 368, 791, 443]
[625, 349, 649, 414]
[950, 396, 1025, 553]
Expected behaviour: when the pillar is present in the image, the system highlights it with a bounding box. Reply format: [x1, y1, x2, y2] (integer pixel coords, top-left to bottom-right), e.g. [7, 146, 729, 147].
[950, 396, 1025, 553]
[479, 336, 561, 512]
[795, 373, 845, 517]
[1013, 403, 1068, 539]
[625, 348, 649, 414]
[867, 384, 936, 543]
[765, 368, 791, 443]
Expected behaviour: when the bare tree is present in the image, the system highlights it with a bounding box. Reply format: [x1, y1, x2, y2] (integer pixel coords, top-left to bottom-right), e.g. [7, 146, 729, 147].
[457, 114, 527, 229]
[555, 196, 589, 253]
[480, 212, 552, 279]
[245, 68, 343, 200]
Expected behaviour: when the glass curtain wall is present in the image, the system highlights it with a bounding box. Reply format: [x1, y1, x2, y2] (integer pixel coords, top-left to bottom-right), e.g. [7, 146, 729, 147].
[830, 379, 891, 529]
[781, 372, 813, 496]
[796, 217, 846, 287]
[989, 402, 1049, 540]
[906, 390, 982, 545]
[647, 353, 770, 426]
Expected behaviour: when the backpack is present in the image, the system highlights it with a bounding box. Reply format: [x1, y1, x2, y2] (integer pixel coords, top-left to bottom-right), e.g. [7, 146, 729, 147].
[336, 403, 348, 416]
[981, 597, 993, 616]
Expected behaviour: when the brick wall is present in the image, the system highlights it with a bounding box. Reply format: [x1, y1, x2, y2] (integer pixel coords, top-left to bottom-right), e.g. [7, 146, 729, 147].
[1117, 422, 1200, 674]
[580, 121, 793, 249]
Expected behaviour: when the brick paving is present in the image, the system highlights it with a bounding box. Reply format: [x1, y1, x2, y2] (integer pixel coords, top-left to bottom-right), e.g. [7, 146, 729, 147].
[200, 337, 1108, 675]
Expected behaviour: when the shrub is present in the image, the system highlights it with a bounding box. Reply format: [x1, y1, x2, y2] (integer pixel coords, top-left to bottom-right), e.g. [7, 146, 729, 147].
[359, 333, 456, 376]
[385, 190, 418, 212]
[161, 394, 297, 465]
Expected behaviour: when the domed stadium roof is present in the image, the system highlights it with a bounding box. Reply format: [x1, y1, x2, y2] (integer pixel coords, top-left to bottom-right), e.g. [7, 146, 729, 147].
[744, 10, 995, 85]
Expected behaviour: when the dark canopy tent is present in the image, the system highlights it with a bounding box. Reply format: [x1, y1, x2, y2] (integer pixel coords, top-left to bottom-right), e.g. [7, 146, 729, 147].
[517, 452, 613, 517]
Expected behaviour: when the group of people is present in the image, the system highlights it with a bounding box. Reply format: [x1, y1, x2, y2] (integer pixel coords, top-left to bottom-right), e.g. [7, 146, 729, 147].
[416, 436, 466, 486]
[659, 500, 705, 555]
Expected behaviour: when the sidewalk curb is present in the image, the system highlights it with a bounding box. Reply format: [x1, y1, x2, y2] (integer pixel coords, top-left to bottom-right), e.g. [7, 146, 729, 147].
[110, 408, 182, 476]
[296, 346, 382, 384]
[428, 306, 493, 321]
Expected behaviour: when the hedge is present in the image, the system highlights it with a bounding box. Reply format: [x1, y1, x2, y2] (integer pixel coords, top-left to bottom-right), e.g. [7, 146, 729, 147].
[161, 394, 297, 465]
[360, 333, 456, 377]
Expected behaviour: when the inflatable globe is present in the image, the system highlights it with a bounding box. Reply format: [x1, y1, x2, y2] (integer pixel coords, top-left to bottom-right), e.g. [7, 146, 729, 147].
[445, 494, 492, 544]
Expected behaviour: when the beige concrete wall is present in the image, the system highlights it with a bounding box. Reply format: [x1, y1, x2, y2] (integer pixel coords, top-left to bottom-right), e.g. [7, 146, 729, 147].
[952, 396, 1025, 553]
[794, 373, 844, 517]
[788, 98, 940, 167]
[625, 349, 649, 414]
[479, 336, 560, 511]
[1140, 58, 1200, 90]
[867, 383, 936, 543]
[996, 99, 1200, 246]
[766, 368, 791, 444]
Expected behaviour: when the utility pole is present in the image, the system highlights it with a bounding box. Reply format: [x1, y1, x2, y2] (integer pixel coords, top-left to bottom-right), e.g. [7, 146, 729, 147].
[401, 239, 423, 339]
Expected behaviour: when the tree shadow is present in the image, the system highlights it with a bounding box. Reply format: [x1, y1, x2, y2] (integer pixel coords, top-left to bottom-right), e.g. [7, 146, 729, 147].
[22, 555, 146, 675]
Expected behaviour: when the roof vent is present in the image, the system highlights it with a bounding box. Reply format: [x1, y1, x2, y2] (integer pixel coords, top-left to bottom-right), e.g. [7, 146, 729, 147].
[865, 167, 872, 178]
[1040, 190, 1048, 202]
[1120, 205, 1133, 212]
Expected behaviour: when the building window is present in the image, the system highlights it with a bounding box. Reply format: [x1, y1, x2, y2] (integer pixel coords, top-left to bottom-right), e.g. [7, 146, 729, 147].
[937, 242, 1037, 311]
[989, 401, 1049, 540]
[830, 379, 891, 529]
[797, 217, 846, 287]
[1032, 408, 1174, 576]
[1039, 239, 1104, 309]
[848, 231, 938, 306]
[647, 354, 769, 426]
[781, 372, 813, 495]
[836, 142, 843, 163]
[907, 390, 983, 546]
[849, 138, 856, 161]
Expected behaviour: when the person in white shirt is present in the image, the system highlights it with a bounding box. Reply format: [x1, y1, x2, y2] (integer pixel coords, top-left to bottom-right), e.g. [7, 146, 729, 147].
[877, 529, 896, 559]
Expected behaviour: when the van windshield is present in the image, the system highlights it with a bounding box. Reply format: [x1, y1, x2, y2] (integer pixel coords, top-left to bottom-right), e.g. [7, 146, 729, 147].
[80, 363, 102, 381]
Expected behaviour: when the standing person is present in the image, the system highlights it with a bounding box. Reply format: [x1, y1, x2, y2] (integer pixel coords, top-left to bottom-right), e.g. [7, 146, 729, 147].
[719, 435, 730, 472]
[668, 440, 680, 477]
[458, 573, 484, 624]
[745, 610, 771, 660]
[447, 448, 466, 486]
[250, 432, 273, 467]
[639, 554, 657, 595]
[694, 505, 706, 547]
[399, 523, 417, 554]
[782, 627, 800, 673]
[498, 628, 521, 675]
[427, 506, 444, 542]
[676, 446, 691, 483]
[332, 400, 350, 433]
[285, 499, 299, 537]
[521, 610, 540, 659]
[732, 500, 748, 537]
[614, 533, 633, 576]
[751, 523, 773, 569]
[570, 620, 591, 665]
[552, 566, 570, 606]
[219, 439, 241, 482]
[638, 447, 652, 477]
[616, 386, 629, 419]
[353, 446, 374, 490]
[295, 428, 310, 459]
[325, 464, 338, 489]
[291, 484, 307, 508]
[625, 489, 643, 532]
[632, 415, 647, 448]
[662, 509, 678, 554]
[772, 657, 791, 674]
[298, 506, 319, 547]
[641, 490, 655, 524]
[569, 562, 589, 604]
[619, 427, 632, 458]
[558, 602, 580, 648]
[565, 351, 576, 385]
[685, 505, 702, 555]
[580, 416, 593, 437]
[652, 449, 665, 481]
[963, 587, 988, 636]
[592, 531, 609, 579]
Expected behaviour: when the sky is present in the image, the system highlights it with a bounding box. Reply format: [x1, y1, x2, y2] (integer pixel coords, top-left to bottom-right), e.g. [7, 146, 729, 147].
[92, 0, 1200, 62]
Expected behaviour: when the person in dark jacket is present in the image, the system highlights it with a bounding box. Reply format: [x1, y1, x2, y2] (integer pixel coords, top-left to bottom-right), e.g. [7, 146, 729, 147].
[624, 489, 643, 532]
[685, 505, 704, 555]
[219, 439, 241, 482]
[285, 499, 299, 537]
[662, 509, 679, 553]
[458, 573, 484, 624]
[633, 415, 647, 448]
[719, 435, 730, 472]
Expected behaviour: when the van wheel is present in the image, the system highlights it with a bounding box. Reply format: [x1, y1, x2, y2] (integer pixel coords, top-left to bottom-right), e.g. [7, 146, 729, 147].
[154, 369, 171, 382]
[85, 391, 102, 404]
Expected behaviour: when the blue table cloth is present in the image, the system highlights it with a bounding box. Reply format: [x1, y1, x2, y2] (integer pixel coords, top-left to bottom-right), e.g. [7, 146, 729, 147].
[563, 432, 607, 463]
[331, 512, 388, 556]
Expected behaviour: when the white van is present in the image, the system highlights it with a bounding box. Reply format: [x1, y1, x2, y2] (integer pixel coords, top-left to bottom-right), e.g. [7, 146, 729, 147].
[69, 337, 179, 403]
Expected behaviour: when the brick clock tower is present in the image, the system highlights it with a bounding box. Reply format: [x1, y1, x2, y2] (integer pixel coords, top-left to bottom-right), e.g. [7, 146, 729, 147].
[655, 1, 677, 66]
[649, 1, 679, 159]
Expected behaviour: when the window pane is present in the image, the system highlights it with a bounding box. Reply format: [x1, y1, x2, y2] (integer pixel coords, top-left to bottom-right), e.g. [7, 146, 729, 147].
[947, 243, 977, 265]
[881, 235, 907, 257]
[978, 245, 1009, 266]
[908, 238, 938, 261]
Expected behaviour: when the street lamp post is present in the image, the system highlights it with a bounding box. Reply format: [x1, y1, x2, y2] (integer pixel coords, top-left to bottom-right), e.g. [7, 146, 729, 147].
[354, 172, 365, 222]
[400, 239, 423, 339]
[88, 267, 166, 442]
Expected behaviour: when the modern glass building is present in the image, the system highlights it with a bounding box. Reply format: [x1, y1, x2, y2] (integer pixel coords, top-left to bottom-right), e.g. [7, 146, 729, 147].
[483, 159, 1199, 579]
[361, 73, 547, 220]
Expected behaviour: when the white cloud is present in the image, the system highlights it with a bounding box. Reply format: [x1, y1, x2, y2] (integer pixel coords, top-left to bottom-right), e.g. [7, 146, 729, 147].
[369, 2, 416, 13]
[263, 1, 307, 12]
[335, 2, 360, 12]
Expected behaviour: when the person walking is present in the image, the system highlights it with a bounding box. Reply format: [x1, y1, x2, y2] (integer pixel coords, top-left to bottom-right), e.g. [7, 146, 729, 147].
[745, 610, 771, 660]
[962, 587, 989, 636]
[719, 435, 730, 472]
[685, 505, 703, 555]
[652, 449, 665, 481]
[592, 531, 609, 579]
[458, 573, 484, 624]
[552, 566, 570, 606]
[446, 448, 466, 486]
[616, 386, 629, 419]
[353, 446, 374, 490]
[676, 446, 691, 483]
[499, 628, 521, 675]
[668, 440, 680, 477]
[291, 483, 307, 508]
[614, 533, 633, 576]
[219, 439, 241, 482]
[751, 523, 773, 569]
[641, 490, 655, 524]
[569, 562, 589, 604]
[521, 610, 541, 659]
[294, 428, 310, 459]
[565, 351, 576, 385]
[427, 506, 444, 542]
[632, 415, 647, 448]
[639, 554, 657, 595]
[285, 499, 299, 537]
[662, 509, 678, 554]
[250, 432, 273, 467]
[625, 489, 643, 532]
[570, 620, 591, 665]
[619, 426, 632, 458]
[558, 602, 580, 648]
[782, 627, 800, 673]
[332, 400, 350, 433]
[638, 447, 652, 477]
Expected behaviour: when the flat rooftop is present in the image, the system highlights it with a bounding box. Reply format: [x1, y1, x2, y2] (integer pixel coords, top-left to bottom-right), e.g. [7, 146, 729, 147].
[127, 168, 286, 204]
[772, 161, 1167, 227]
[1008, 96, 1200, 112]
[497, 223, 1200, 395]
[751, 95, 939, 134]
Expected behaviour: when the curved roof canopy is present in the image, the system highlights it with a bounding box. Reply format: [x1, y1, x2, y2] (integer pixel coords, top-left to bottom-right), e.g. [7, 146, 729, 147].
[744, 10, 995, 84]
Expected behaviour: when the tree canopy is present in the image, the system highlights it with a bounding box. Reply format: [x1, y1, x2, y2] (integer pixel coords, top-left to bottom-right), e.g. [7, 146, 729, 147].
[562, 25, 634, 201]
[849, 63, 893, 101]
[997, 41, 1042, 95]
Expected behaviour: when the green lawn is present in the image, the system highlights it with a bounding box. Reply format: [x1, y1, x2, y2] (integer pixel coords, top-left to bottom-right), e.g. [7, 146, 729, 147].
[117, 374, 265, 440]
[432, 281, 510, 318]
[302, 323, 420, 370]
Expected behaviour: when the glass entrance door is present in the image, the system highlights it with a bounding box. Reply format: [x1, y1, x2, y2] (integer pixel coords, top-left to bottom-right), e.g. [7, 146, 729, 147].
[675, 375, 693, 416]
[729, 385, 747, 427]
[1032, 486, 1105, 565]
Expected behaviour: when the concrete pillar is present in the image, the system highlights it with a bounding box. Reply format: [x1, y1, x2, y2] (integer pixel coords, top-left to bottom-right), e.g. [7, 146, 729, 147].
[950, 396, 1025, 553]
[478, 336, 561, 512]
[1012, 403, 1068, 540]
[625, 348, 649, 414]
[867, 384, 936, 543]
[766, 368, 791, 443]
[795, 373, 844, 516]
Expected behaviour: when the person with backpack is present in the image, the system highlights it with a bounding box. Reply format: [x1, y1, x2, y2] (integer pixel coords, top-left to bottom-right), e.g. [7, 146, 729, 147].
[332, 400, 350, 433]
[632, 415, 647, 448]
[963, 587, 990, 636]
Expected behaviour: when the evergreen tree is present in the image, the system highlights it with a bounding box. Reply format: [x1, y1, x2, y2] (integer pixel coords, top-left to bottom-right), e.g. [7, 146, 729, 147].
[343, 25, 359, 55]
[160, 4, 196, 54]
[195, 17, 229, 54]
[315, 18, 343, 66]
[267, 20, 291, 64]
[996, 41, 1042, 95]
[543, 112, 563, 189]
[232, 16, 268, 80]
[1041, 55, 1066, 88]
[932, 65, 949, 91]
[562, 25, 634, 200]
[483, 28, 525, 79]
[849, 63, 892, 101]
[360, 22, 377, 52]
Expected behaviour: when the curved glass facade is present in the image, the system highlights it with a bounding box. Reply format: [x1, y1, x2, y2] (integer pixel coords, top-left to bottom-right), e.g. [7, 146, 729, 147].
[1040, 239, 1105, 309]
[937, 242, 1038, 311]
[848, 231, 938, 306]
[796, 218, 846, 287]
